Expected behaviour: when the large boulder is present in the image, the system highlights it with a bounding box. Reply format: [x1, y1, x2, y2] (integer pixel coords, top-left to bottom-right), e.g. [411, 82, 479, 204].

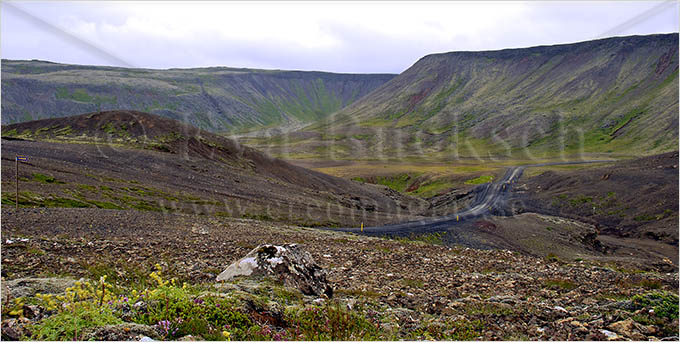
[216, 244, 333, 297]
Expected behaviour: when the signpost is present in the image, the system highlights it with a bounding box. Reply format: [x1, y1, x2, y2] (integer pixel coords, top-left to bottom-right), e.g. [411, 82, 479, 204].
[15, 155, 28, 210]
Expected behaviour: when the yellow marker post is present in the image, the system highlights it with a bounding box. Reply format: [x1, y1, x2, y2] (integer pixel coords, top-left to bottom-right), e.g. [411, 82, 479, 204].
[456, 215, 459, 222]
[361, 222, 364, 232]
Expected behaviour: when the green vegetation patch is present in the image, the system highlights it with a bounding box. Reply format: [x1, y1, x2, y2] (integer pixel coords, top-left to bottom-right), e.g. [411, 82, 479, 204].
[241, 212, 273, 221]
[543, 278, 576, 290]
[634, 214, 656, 222]
[100, 122, 131, 139]
[155, 131, 185, 143]
[410, 179, 454, 198]
[634, 210, 673, 222]
[464, 175, 494, 185]
[19, 268, 255, 341]
[31, 303, 123, 340]
[52, 126, 73, 136]
[56, 87, 117, 107]
[76, 184, 97, 192]
[356, 172, 453, 198]
[285, 302, 385, 340]
[374, 173, 416, 192]
[393, 232, 446, 245]
[569, 195, 593, 206]
[10, 266, 398, 341]
[42, 197, 91, 208]
[88, 200, 125, 210]
[3, 128, 19, 137]
[32, 173, 66, 184]
[631, 292, 679, 320]
[401, 278, 425, 289]
[1, 192, 91, 209]
[628, 291, 679, 336]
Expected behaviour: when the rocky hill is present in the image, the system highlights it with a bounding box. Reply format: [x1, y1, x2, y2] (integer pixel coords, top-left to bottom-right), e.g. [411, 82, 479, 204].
[1, 60, 394, 133]
[253, 34, 678, 159]
[1, 111, 424, 226]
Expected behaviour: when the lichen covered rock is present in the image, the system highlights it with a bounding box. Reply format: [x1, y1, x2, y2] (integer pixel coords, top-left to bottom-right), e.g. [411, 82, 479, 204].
[216, 244, 333, 297]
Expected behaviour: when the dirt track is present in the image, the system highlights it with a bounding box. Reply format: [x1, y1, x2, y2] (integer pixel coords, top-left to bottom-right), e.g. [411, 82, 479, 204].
[326, 158, 678, 271]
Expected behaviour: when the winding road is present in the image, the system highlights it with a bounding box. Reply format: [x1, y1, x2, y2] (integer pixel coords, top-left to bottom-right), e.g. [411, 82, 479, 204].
[331, 160, 613, 236]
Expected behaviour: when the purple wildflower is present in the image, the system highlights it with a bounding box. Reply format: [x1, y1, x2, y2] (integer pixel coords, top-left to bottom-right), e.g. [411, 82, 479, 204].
[156, 320, 172, 335]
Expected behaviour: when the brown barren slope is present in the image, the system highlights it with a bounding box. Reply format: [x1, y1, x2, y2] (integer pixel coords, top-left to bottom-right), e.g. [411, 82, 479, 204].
[511, 152, 678, 265]
[1, 111, 425, 226]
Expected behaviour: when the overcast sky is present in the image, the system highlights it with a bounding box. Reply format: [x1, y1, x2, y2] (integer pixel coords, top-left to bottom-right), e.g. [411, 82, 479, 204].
[1, 1, 678, 73]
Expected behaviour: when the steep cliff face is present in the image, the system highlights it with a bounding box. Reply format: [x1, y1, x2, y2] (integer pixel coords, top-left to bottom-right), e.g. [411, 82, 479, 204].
[1, 60, 394, 133]
[295, 34, 678, 158]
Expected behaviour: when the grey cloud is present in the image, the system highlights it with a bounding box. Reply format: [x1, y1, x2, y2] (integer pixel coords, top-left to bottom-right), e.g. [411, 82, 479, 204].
[1, 1, 677, 73]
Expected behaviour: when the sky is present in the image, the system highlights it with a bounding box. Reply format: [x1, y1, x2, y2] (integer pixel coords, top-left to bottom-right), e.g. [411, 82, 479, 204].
[1, 1, 678, 74]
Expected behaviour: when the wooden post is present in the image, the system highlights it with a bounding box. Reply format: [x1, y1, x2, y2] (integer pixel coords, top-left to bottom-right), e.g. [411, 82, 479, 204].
[15, 155, 18, 211]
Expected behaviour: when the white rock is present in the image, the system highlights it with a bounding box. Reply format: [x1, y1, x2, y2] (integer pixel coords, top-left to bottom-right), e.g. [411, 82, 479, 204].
[5, 238, 28, 244]
[554, 305, 568, 313]
[216, 257, 258, 281]
[600, 329, 618, 340]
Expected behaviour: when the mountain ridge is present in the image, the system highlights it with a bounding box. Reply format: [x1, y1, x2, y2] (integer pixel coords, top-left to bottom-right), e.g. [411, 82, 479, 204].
[252, 33, 678, 160]
[1, 59, 395, 133]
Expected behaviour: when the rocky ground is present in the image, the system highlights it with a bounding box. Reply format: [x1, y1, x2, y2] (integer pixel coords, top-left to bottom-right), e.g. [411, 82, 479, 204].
[2, 207, 678, 340]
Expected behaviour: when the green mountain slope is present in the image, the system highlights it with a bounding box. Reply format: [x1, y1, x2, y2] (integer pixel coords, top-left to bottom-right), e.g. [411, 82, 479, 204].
[1, 60, 395, 133]
[254, 34, 678, 160]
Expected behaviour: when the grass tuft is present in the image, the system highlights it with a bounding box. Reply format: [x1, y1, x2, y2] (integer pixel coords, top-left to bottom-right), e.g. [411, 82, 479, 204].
[464, 175, 494, 185]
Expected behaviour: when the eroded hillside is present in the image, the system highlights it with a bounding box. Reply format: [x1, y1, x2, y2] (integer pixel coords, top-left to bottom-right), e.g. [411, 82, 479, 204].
[1, 60, 394, 133]
[247, 34, 678, 160]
